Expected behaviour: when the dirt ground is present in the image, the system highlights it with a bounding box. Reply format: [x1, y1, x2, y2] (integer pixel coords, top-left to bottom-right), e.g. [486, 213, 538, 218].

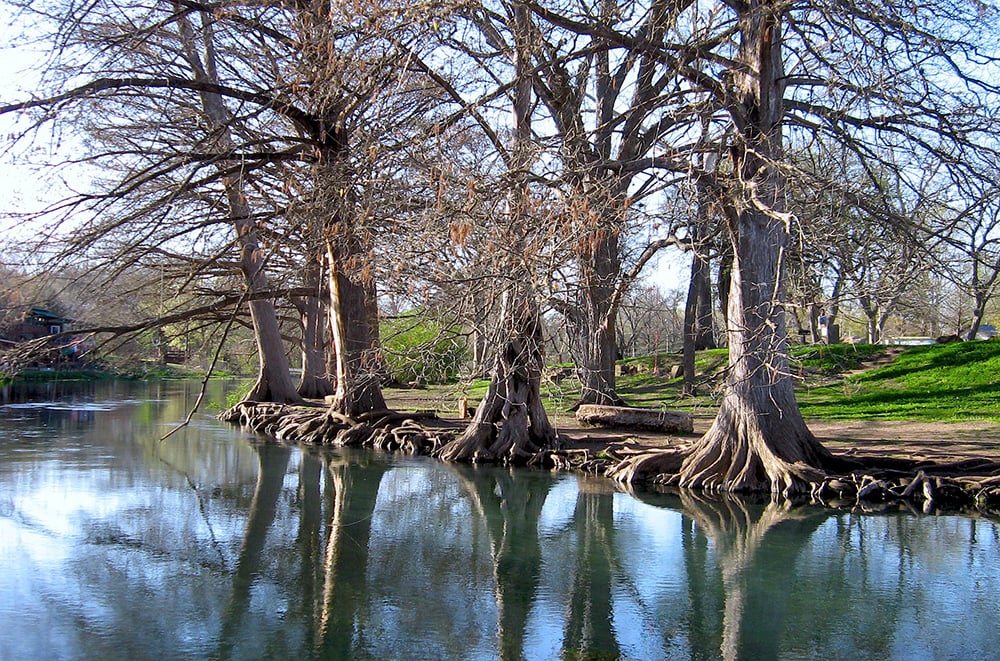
[389, 389, 1000, 465]
[547, 413, 1000, 463]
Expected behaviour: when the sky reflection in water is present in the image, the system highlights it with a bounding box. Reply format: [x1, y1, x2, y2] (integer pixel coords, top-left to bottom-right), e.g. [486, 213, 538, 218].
[0, 380, 998, 660]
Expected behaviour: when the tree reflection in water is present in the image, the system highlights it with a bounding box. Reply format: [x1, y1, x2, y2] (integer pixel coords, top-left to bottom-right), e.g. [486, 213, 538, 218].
[7, 384, 993, 661]
[198, 445, 1000, 660]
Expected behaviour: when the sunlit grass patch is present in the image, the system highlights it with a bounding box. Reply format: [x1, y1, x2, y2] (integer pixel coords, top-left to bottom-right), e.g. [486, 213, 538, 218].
[797, 341, 1000, 422]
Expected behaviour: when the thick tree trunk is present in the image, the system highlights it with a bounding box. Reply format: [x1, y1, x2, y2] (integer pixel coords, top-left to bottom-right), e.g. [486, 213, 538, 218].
[610, 2, 833, 495]
[807, 302, 820, 344]
[570, 231, 626, 408]
[678, 3, 831, 495]
[312, 113, 386, 416]
[295, 270, 334, 399]
[437, 288, 559, 463]
[438, 3, 557, 463]
[677, 204, 832, 494]
[694, 262, 716, 350]
[232, 177, 299, 404]
[326, 245, 388, 417]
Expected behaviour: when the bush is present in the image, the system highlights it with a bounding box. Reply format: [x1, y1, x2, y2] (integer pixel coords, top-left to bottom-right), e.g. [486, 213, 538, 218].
[380, 313, 468, 385]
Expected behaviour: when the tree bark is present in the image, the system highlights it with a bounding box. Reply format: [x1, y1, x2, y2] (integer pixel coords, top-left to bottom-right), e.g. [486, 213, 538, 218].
[683, 236, 715, 395]
[569, 228, 626, 407]
[677, 2, 832, 494]
[576, 404, 693, 433]
[438, 287, 558, 463]
[294, 260, 334, 399]
[175, 7, 300, 404]
[326, 246, 388, 417]
[717, 247, 733, 331]
[438, 2, 557, 463]
[610, 2, 834, 494]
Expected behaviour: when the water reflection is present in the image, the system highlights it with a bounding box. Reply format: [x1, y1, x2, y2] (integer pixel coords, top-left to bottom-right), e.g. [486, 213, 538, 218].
[1, 381, 998, 660]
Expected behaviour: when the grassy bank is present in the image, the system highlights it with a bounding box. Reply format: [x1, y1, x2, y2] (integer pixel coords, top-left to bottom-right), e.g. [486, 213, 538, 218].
[796, 341, 1000, 422]
[386, 341, 1000, 424]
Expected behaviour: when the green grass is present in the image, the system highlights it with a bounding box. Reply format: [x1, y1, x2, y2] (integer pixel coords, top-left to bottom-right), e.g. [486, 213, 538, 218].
[796, 341, 1000, 422]
[789, 342, 886, 374]
[388, 341, 1000, 424]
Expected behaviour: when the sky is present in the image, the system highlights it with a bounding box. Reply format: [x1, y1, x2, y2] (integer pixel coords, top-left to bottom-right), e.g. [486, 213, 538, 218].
[0, 4, 62, 238]
[0, 4, 689, 290]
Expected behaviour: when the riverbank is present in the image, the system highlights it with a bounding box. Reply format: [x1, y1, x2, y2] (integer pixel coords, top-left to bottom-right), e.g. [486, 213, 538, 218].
[221, 392, 1000, 518]
[381, 376, 1000, 465]
[540, 411, 1000, 465]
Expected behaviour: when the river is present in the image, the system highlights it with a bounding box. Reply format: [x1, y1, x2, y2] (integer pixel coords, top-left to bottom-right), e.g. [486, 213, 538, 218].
[0, 379, 997, 660]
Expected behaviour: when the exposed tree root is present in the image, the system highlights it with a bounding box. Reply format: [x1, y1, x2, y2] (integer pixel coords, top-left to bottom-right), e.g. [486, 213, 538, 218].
[603, 404, 835, 497]
[597, 440, 1000, 515]
[220, 401, 1000, 515]
[220, 401, 450, 455]
[435, 343, 561, 465]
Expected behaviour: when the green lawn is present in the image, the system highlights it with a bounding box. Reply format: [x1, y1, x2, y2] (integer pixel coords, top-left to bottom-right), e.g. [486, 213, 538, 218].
[796, 341, 1000, 422]
[388, 341, 1000, 424]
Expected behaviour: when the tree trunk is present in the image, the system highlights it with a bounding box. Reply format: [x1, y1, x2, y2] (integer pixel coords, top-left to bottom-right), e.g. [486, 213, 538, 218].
[679, 207, 832, 494]
[694, 260, 716, 350]
[245, 299, 301, 403]
[576, 404, 693, 433]
[326, 245, 388, 417]
[683, 239, 714, 395]
[312, 116, 386, 416]
[717, 247, 733, 332]
[438, 288, 558, 463]
[570, 230, 625, 407]
[233, 180, 298, 404]
[176, 8, 300, 404]
[612, 3, 834, 494]
[828, 270, 844, 331]
[295, 262, 334, 399]
[968, 262, 985, 339]
[807, 302, 820, 344]
[438, 2, 557, 463]
[858, 294, 880, 344]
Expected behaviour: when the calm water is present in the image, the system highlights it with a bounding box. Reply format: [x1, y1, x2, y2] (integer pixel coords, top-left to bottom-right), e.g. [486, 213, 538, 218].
[0, 380, 998, 661]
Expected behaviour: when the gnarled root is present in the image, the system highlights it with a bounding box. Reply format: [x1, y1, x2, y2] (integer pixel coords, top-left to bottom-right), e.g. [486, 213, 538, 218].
[606, 449, 687, 484]
[220, 401, 449, 454]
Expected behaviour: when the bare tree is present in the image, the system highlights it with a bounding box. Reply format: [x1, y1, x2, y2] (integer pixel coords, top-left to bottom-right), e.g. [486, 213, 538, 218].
[603, 0, 1000, 492]
[438, 0, 560, 462]
[931, 167, 1000, 341]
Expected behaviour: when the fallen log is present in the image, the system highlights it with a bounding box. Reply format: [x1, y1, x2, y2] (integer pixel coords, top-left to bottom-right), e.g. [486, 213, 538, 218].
[576, 405, 694, 434]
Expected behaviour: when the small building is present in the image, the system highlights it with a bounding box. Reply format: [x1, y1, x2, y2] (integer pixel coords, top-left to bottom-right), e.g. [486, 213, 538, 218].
[9, 307, 71, 341]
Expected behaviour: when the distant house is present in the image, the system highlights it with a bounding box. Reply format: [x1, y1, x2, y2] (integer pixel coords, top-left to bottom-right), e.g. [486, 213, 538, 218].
[0, 306, 93, 367]
[9, 307, 72, 341]
[890, 336, 937, 346]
